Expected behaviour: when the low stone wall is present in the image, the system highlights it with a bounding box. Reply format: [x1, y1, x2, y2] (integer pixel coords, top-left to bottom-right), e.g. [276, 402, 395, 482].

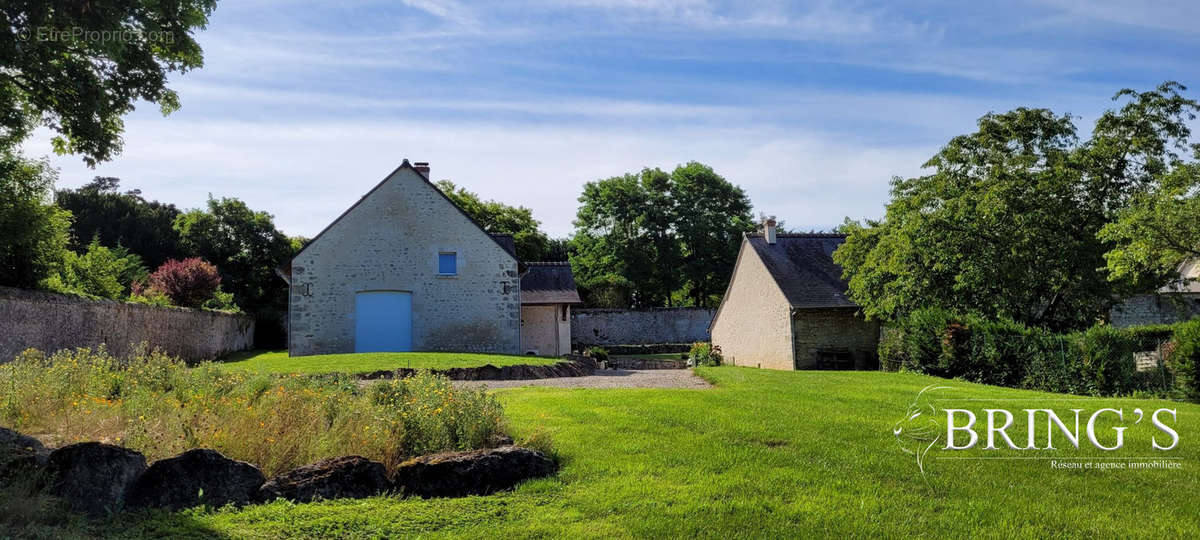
[0, 286, 254, 363]
[571, 307, 715, 347]
[358, 355, 597, 381]
[1, 427, 554, 516]
[1111, 293, 1200, 328]
[603, 357, 687, 370]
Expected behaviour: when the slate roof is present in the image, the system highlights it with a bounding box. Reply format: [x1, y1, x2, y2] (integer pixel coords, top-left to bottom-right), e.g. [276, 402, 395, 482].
[489, 234, 516, 259]
[520, 262, 582, 305]
[746, 233, 858, 309]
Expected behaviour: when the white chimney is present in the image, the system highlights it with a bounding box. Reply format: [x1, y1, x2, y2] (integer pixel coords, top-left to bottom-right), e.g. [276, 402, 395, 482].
[763, 216, 777, 244]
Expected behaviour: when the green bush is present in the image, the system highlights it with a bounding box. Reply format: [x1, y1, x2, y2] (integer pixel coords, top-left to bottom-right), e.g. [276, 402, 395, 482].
[877, 327, 905, 372]
[584, 346, 608, 362]
[1169, 318, 1200, 401]
[687, 342, 723, 367]
[881, 308, 1182, 398]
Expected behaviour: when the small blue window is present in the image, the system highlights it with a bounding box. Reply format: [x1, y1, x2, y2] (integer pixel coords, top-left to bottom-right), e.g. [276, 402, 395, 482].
[438, 252, 457, 275]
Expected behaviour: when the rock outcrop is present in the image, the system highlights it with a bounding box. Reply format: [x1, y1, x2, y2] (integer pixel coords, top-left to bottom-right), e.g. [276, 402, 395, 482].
[391, 446, 556, 498]
[127, 448, 265, 510]
[258, 455, 390, 503]
[46, 442, 146, 516]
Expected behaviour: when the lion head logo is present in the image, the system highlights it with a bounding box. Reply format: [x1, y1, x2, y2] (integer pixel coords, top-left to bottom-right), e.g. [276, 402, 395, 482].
[893, 384, 953, 481]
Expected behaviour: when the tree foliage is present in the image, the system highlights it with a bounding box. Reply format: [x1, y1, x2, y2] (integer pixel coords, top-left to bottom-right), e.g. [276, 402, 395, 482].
[55, 177, 184, 268]
[0, 149, 71, 288]
[672, 162, 755, 306]
[41, 238, 147, 299]
[436, 180, 553, 261]
[0, 0, 217, 165]
[571, 163, 753, 308]
[835, 82, 1200, 331]
[1100, 162, 1200, 291]
[173, 197, 292, 316]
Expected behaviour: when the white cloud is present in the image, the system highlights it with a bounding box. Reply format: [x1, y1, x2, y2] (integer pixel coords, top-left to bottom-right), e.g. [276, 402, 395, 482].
[1036, 0, 1200, 32]
[26, 114, 931, 239]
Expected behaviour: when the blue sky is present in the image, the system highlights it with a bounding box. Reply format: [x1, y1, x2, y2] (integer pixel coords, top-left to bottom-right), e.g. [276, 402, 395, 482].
[24, 0, 1200, 238]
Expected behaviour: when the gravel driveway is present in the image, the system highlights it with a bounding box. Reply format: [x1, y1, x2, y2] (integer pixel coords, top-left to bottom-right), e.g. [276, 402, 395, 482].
[452, 368, 712, 390]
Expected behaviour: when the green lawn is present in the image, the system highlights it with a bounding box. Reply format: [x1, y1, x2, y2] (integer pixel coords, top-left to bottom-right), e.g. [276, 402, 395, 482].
[216, 350, 560, 374]
[36, 368, 1200, 538]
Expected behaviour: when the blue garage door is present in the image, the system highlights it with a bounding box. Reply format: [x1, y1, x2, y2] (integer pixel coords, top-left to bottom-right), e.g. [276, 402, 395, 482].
[355, 291, 413, 352]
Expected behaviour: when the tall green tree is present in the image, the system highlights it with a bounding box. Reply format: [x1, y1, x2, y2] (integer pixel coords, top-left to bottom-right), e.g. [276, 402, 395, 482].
[174, 197, 292, 342]
[571, 164, 753, 308]
[1100, 162, 1200, 291]
[672, 162, 754, 306]
[436, 180, 552, 261]
[55, 177, 185, 268]
[0, 0, 217, 165]
[571, 168, 678, 308]
[0, 149, 71, 288]
[835, 82, 1200, 331]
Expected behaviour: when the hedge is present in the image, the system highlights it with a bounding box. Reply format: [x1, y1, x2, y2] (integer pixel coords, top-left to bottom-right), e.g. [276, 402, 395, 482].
[880, 307, 1196, 399]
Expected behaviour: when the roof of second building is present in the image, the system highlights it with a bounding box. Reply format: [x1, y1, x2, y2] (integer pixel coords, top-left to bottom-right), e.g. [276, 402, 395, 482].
[746, 233, 857, 309]
[489, 234, 516, 259]
[520, 262, 582, 304]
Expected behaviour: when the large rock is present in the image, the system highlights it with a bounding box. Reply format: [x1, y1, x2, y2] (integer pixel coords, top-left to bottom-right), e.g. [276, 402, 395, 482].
[391, 446, 556, 498]
[46, 442, 146, 516]
[0, 427, 49, 483]
[126, 449, 265, 510]
[258, 456, 389, 503]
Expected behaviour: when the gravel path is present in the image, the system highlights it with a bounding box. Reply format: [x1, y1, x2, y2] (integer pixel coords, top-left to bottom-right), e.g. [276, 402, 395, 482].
[451, 368, 712, 390]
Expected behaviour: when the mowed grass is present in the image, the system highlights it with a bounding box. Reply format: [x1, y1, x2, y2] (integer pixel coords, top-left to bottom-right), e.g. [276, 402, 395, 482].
[217, 350, 559, 374]
[41, 368, 1200, 538]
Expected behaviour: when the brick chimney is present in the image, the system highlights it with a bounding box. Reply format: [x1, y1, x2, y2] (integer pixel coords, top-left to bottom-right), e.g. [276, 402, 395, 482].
[762, 216, 777, 244]
[413, 161, 430, 177]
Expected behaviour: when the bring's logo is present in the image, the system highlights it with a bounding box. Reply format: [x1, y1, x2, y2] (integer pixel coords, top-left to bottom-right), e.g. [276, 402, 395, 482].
[893, 385, 1182, 484]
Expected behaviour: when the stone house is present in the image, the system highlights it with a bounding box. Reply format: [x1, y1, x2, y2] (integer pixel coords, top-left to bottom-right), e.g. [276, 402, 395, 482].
[519, 262, 582, 356]
[277, 159, 578, 357]
[709, 220, 879, 370]
[1111, 257, 1200, 328]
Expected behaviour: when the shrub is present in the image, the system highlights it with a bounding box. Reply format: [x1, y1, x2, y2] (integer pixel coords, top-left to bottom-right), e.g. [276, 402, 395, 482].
[882, 308, 1179, 398]
[584, 346, 609, 362]
[1074, 325, 1139, 396]
[0, 345, 507, 475]
[1168, 318, 1200, 401]
[688, 342, 723, 367]
[877, 327, 905, 372]
[145, 257, 222, 308]
[39, 239, 147, 299]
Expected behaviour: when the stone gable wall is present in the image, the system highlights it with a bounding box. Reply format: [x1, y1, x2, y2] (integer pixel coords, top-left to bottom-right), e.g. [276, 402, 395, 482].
[287, 167, 520, 356]
[709, 240, 794, 370]
[0, 286, 254, 363]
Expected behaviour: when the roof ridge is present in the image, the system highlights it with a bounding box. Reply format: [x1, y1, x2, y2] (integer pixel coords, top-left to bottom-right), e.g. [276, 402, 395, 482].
[748, 232, 847, 238]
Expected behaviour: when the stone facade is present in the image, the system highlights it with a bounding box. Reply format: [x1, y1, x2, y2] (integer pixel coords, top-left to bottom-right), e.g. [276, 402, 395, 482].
[571, 307, 715, 348]
[709, 241, 794, 370]
[711, 233, 880, 371]
[286, 165, 520, 356]
[521, 304, 571, 356]
[791, 308, 880, 370]
[1111, 294, 1200, 328]
[0, 286, 254, 363]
